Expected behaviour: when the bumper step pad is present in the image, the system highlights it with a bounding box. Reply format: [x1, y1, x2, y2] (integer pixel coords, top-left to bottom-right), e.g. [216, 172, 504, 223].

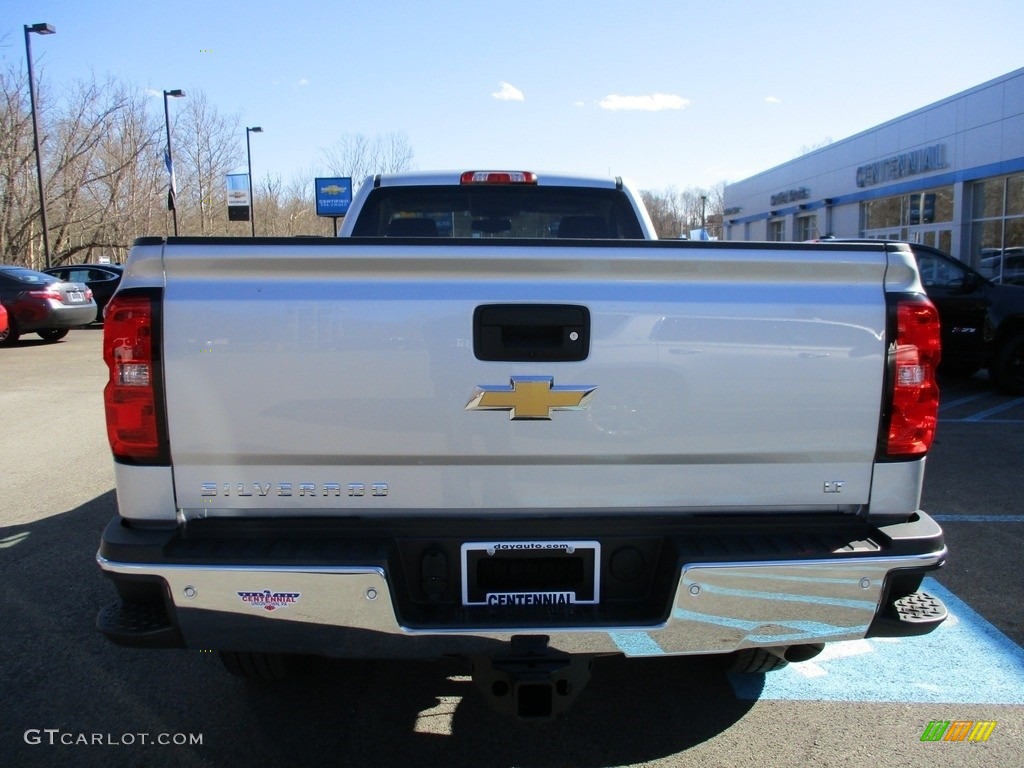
[97, 600, 182, 648]
[867, 589, 948, 638]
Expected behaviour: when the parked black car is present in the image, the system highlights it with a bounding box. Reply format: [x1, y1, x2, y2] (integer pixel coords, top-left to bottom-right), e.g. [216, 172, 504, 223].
[0, 265, 98, 345]
[823, 240, 1024, 394]
[43, 264, 123, 317]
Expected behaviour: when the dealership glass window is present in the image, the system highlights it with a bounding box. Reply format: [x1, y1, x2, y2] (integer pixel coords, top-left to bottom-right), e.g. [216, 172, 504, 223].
[907, 188, 952, 225]
[972, 178, 1005, 219]
[861, 185, 953, 237]
[970, 174, 1024, 282]
[768, 219, 785, 241]
[862, 197, 901, 231]
[1008, 175, 1024, 217]
[796, 215, 817, 241]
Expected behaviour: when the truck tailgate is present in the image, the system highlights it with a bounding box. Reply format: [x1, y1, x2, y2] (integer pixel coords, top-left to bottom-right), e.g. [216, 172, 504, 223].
[161, 241, 887, 516]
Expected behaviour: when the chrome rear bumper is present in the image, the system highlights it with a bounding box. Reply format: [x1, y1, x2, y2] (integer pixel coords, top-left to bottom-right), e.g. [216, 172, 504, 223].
[97, 541, 946, 658]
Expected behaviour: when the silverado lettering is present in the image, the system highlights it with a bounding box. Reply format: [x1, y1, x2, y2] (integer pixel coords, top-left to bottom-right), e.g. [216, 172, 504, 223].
[200, 482, 388, 498]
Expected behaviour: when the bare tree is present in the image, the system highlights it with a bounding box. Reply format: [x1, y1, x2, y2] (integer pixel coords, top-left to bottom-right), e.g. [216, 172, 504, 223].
[321, 132, 415, 187]
[80, 86, 164, 261]
[0, 65, 175, 266]
[798, 137, 833, 156]
[641, 181, 727, 239]
[640, 186, 686, 238]
[173, 90, 241, 235]
[255, 170, 331, 237]
[0, 63, 38, 265]
[45, 75, 142, 263]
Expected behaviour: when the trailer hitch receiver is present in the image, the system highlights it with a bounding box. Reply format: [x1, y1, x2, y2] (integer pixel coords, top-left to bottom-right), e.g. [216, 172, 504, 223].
[471, 635, 593, 720]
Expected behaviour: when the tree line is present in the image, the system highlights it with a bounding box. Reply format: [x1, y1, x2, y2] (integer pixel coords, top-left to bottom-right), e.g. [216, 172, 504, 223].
[640, 184, 725, 240]
[1, 63, 722, 269]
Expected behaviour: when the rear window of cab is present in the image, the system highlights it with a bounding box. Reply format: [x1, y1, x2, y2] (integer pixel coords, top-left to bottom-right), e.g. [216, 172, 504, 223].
[350, 185, 645, 239]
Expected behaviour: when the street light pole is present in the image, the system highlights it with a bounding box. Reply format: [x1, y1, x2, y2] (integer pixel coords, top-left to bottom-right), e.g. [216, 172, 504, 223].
[246, 127, 263, 237]
[24, 22, 56, 269]
[163, 89, 185, 236]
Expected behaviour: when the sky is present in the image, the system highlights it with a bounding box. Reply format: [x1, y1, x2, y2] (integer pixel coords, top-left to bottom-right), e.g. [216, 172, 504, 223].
[4, 0, 1024, 193]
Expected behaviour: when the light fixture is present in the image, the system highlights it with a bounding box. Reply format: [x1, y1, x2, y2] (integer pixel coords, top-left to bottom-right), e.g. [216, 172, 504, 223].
[25, 22, 57, 268]
[163, 89, 186, 235]
[246, 127, 263, 237]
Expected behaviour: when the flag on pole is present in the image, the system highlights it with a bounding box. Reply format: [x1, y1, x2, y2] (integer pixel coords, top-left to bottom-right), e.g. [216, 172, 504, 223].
[165, 145, 177, 211]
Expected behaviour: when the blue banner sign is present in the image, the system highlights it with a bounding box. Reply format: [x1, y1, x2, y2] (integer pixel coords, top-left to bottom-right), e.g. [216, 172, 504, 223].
[315, 177, 353, 217]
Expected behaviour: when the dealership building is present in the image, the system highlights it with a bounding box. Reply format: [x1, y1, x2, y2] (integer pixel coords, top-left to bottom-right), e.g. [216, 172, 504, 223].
[722, 67, 1024, 279]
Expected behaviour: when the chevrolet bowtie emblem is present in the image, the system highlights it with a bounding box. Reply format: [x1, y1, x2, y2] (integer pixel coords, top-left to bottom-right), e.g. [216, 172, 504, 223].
[465, 376, 597, 420]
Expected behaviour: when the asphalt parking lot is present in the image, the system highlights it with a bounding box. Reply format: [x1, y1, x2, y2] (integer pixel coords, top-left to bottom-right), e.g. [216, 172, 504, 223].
[1, 329, 1021, 768]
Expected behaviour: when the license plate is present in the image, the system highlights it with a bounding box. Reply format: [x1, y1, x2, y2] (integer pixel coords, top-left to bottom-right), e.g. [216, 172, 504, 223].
[460, 540, 601, 607]
[67, 291, 84, 303]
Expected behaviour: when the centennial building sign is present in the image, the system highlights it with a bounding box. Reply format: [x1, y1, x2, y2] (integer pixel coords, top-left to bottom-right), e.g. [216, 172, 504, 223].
[856, 144, 948, 188]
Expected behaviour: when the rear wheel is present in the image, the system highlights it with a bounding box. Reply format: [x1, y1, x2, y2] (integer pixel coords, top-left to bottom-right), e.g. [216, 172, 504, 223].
[37, 328, 70, 343]
[0, 316, 19, 346]
[992, 332, 1024, 395]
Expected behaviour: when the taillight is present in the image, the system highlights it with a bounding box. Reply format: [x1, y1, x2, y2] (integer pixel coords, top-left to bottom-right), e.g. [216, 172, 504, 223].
[27, 288, 63, 301]
[460, 171, 538, 185]
[882, 296, 941, 457]
[103, 293, 167, 463]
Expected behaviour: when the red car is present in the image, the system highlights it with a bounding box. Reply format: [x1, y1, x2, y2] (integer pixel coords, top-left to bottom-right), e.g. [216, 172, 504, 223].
[0, 302, 7, 338]
[0, 264, 97, 346]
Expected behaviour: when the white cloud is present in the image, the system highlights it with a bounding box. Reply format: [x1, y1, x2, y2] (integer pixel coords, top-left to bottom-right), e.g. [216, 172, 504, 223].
[598, 93, 690, 112]
[297, 78, 310, 87]
[765, 96, 782, 105]
[492, 82, 524, 101]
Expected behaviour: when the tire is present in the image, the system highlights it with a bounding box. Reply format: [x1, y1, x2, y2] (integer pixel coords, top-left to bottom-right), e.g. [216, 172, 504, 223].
[219, 651, 302, 681]
[992, 332, 1024, 395]
[719, 648, 789, 674]
[0, 316, 19, 347]
[37, 328, 70, 343]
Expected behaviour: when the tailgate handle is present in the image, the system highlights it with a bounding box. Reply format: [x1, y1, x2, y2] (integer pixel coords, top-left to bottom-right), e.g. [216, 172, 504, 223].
[474, 304, 590, 362]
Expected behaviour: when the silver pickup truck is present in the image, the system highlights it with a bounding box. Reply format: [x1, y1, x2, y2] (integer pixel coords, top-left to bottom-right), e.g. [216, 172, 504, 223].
[97, 171, 947, 718]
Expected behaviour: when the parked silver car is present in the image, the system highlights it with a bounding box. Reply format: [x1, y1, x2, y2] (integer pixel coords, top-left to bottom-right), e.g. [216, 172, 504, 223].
[0, 265, 97, 345]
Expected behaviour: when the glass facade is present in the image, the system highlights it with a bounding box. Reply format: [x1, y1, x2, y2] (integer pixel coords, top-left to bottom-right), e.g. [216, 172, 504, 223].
[861, 185, 953, 236]
[970, 174, 1024, 284]
[796, 215, 817, 241]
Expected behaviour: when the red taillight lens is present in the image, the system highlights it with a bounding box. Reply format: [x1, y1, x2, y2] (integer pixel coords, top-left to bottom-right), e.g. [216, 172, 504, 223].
[104, 295, 163, 461]
[27, 289, 63, 301]
[886, 298, 941, 457]
[460, 171, 538, 185]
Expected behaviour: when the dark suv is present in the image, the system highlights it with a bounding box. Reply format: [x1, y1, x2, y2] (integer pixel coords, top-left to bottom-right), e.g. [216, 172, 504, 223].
[824, 240, 1024, 394]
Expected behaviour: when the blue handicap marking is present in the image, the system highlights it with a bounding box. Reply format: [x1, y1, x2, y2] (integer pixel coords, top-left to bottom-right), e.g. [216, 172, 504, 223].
[729, 577, 1024, 704]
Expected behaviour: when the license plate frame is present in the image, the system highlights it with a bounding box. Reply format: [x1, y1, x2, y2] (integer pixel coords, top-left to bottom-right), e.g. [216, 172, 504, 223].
[460, 540, 601, 607]
[67, 291, 85, 303]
